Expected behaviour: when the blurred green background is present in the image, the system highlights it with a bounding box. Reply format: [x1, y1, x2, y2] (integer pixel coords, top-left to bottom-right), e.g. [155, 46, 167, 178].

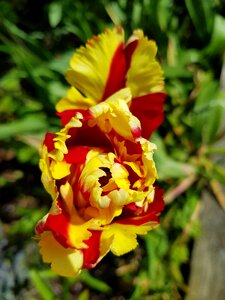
[1, 0, 225, 299]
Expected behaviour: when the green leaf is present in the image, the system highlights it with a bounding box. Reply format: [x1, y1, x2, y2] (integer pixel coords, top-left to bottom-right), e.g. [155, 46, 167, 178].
[145, 228, 169, 279]
[48, 50, 74, 73]
[77, 289, 90, 300]
[203, 100, 222, 144]
[30, 270, 55, 300]
[157, 0, 173, 32]
[209, 163, 225, 183]
[105, 2, 126, 26]
[48, 2, 62, 28]
[190, 82, 225, 144]
[79, 270, 112, 293]
[170, 244, 189, 282]
[131, 1, 142, 27]
[206, 15, 225, 56]
[151, 133, 195, 180]
[0, 115, 48, 140]
[185, 0, 215, 40]
[172, 192, 198, 229]
[163, 65, 193, 79]
[193, 80, 218, 111]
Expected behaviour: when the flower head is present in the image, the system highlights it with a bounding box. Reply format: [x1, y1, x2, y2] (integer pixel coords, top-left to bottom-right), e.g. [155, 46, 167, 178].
[56, 28, 166, 139]
[36, 89, 164, 277]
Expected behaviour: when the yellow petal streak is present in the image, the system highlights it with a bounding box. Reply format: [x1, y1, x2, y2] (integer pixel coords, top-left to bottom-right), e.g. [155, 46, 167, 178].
[60, 182, 93, 248]
[68, 222, 93, 249]
[111, 163, 129, 190]
[126, 30, 164, 97]
[39, 145, 57, 201]
[102, 223, 157, 256]
[50, 160, 71, 179]
[66, 28, 124, 101]
[56, 87, 96, 112]
[39, 232, 83, 277]
[89, 88, 141, 141]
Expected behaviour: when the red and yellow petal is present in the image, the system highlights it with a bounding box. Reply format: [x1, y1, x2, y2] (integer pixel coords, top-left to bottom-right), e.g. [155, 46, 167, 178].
[39, 232, 83, 277]
[130, 92, 166, 139]
[89, 88, 141, 142]
[83, 229, 114, 269]
[66, 28, 124, 102]
[115, 187, 164, 225]
[56, 87, 96, 113]
[39, 144, 57, 201]
[100, 188, 164, 256]
[82, 230, 101, 269]
[37, 205, 94, 250]
[125, 29, 165, 97]
[102, 222, 153, 256]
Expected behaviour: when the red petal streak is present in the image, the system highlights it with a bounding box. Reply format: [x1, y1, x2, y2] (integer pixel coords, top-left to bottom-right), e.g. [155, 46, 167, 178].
[35, 219, 46, 235]
[64, 146, 90, 164]
[114, 188, 164, 226]
[68, 123, 112, 150]
[108, 129, 142, 158]
[83, 230, 102, 269]
[132, 126, 141, 139]
[148, 187, 164, 214]
[130, 92, 166, 139]
[101, 42, 127, 100]
[124, 39, 138, 71]
[43, 132, 55, 152]
[57, 109, 85, 126]
[43, 211, 71, 248]
[115, 213, 160, 226]
[125, 203, 138, 211]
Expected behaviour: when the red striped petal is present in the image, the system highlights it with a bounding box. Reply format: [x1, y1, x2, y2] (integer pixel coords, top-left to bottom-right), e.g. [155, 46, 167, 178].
[64, 146, 90, 164]
[148, 187, 164, 214]
[130, 92, 166, 139]
[43, 132, 55, 152]
[44, 211, 71, 248]
[101, 42, 127, 100]
[114, 188, 164, 226]
[35, 219, 46, 235]
[83, 230, 102, 269]
[124, 39, 139, 70]
[131, 126, 141, 139]
[115, 213, 160, 226]
[68, 123, 112, 149]
[57, 109, 85, 126]
[108, 129, 142, 156]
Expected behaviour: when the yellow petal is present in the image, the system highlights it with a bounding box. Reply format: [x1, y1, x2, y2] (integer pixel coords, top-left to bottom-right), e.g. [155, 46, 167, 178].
[111, 163, 130, 190]
[89, 88, 140, 141]
[56, 87, 96, 112]
[50, 160, 71, 179]
[108, 189, 130, 206]
[126, 30, 165, 97]
[68, 220, 93, 249]
[60, 182, 74, 214]
[39, 145, 57, 200]
[39, 232, 83, 277]
[96, 205, 122, 225]
[102, 223, 157, 256]
[98, 234, 114, 261]
[66, 28, 124, 101]
[102, 224, 138, 256]
[139, 138, 158, 185]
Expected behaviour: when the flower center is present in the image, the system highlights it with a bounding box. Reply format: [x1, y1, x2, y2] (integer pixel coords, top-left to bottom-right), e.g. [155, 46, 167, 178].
[99, 167, 111, 188]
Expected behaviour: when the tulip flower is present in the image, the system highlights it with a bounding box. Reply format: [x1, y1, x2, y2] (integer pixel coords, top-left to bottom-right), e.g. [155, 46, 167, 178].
[36, 89, 164, 277]
[56, 28, 166, 139]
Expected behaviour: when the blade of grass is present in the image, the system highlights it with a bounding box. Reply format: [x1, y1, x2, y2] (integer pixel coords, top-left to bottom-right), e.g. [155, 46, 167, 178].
[79, 270, 112, 294]
[30, 270, 55, 300]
